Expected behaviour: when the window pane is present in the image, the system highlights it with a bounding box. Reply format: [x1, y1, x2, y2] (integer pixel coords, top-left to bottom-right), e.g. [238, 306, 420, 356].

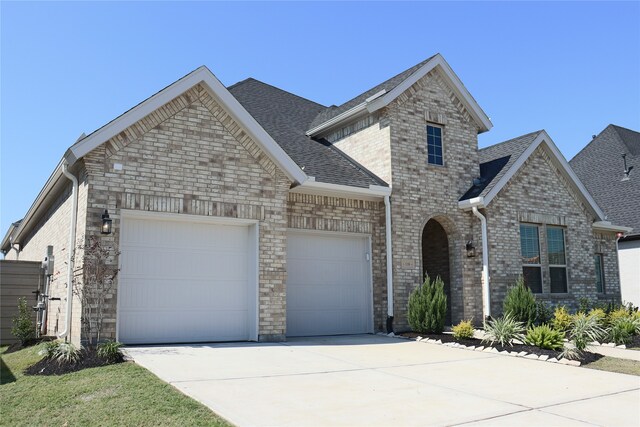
[520, 224, 540, 264]
[547, 227, 566, 265]
[523, 267, 542, 293]
[550, 267, 568, 293]
[594, 254, 605, 293]
[426, 125, 443, 165]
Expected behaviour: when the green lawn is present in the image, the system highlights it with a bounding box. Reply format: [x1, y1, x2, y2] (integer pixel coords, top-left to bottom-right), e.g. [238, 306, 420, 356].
[584, 356, 640, 376]
[1, 345, 232, 426]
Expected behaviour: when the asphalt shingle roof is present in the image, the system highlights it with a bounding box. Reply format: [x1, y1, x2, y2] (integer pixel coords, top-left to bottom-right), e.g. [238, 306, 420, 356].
[570, 124, 640, 236]
[309, 55, 437, 129]
[228, 78, 387, 188]
[460, 130, 542, 201]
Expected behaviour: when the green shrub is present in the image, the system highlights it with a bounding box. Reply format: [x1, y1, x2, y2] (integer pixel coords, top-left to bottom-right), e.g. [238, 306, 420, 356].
[502, 277, 537, 327]
[97, 340, 123, 362]
[578, 297, 591, 314]
[535, 300, 553, 326]
[407, 275, 447, 334]
[525, 324, 564, 350]
[552, 306, 572, 332]
[569, 313, 605, 351]
[607, 317, 640, 345]
[587, 308, 607, 327]
[608, 307, 632, 325]
[452, 320, 475, 340]
[11, 297, 35, 345]
[482, 315, 526, 347]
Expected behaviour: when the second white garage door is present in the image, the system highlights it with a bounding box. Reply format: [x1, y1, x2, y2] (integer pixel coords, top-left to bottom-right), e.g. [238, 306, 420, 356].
[286, 231, 372, 337]
[117, 212, 257, 344]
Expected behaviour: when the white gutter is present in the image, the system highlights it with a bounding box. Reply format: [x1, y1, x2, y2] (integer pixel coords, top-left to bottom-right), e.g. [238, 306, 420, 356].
[291, 178, 392, 200]
[384, 195, 394, 331]
[58, 163, 79, 340]
[472, 206, 491, 319]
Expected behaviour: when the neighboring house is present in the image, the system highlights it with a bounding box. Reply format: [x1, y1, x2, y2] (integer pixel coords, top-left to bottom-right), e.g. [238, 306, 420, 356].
[1, 54, 629, 346]
[570, 125, 640, 307]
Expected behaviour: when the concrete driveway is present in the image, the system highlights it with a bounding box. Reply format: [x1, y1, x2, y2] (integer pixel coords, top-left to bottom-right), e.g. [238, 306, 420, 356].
[125, 335, 640, 427]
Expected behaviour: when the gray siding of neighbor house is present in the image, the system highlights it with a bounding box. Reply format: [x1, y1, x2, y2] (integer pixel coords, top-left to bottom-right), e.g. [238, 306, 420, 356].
[1, 260, 41, 344]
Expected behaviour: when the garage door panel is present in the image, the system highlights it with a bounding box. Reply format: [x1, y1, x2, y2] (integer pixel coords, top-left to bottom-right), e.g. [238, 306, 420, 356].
[118, 214, 255, 344]
[286, 232, 372, 337]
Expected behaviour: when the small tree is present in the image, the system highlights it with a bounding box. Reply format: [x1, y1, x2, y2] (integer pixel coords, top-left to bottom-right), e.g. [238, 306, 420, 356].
[503, 276, 537, 327]
[73, 236, 119, 346]
[408, 275, 447, 334]
[11, 297, 35, 345]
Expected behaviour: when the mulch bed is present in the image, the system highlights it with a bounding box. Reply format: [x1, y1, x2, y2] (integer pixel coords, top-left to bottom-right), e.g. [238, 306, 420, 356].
[401, 332, 604, 365]
[625, 335, 640, 350]
[24, 348, 124, 376]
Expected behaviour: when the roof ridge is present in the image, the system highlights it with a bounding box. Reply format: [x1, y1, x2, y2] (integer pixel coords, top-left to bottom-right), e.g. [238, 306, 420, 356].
[228, 77, 327, 108]
[479, 130, 543, 152]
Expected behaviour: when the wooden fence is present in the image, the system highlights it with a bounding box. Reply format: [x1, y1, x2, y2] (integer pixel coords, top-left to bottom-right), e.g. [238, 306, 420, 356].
[1, 260, 41, 344]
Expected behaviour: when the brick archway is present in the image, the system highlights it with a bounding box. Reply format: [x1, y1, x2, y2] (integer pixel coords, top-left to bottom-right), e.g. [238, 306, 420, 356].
[422, 218, 452, 325]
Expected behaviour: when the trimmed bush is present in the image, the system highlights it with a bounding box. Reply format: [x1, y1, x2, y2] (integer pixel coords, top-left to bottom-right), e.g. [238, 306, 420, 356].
[552, 306, 572, 332]
[587, 308, 607, 327]
[535, 300, 553, 326]
[608, 307, 632, 326]
[482, 315, 526, 347]
[525, 324, 564, 350]
[407, 275, 447, 334]
[97, 340, 123, 362]
[503, 277, 537, 327]
[569, 313, 605, 351]
[11, 297, 35, 345]
[452, 320, 475, 340]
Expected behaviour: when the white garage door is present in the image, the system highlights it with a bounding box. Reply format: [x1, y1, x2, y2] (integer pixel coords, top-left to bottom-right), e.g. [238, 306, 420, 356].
[286, 231, 372, 337]
[118, 213, 257, 344]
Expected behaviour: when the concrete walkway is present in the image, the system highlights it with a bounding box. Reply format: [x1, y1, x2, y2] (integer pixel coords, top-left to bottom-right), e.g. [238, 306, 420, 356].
[588, 345, 640, 361]
[125, 335, 640, 427]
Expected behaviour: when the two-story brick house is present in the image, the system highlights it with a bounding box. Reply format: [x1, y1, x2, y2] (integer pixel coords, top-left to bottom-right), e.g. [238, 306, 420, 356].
[2, 54, 629, 345]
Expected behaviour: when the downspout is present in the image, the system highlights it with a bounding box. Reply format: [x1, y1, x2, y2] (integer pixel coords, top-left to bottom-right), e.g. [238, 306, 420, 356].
[58, 163, 78, 340]
[472, 206, 491, 320]
[384, 195, 394, 332]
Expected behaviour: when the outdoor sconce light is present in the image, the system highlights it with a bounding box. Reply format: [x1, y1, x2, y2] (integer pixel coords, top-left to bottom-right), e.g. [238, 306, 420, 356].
[465, 240, 476, 257]
[101, 210, 113, 235]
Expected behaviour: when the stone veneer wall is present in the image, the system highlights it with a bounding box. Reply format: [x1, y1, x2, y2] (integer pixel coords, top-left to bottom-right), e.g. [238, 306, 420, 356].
[384, 69, 486, 328]
[6, 171, 88, 345]
[286, 193, 387, 331]
[82, 84, 291, 342]
[486, 145, 621, 314]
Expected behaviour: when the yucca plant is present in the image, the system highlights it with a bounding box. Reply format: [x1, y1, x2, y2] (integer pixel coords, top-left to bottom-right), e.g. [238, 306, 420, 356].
[482, 315, 526, 347]
[525, 324, 564, 350]
[53, 342, 83, 365]
[407, 275, 447, 334]
[569, 313, 605, 351]
[607, 317, 639, 345]
[97, 340, 123, 362]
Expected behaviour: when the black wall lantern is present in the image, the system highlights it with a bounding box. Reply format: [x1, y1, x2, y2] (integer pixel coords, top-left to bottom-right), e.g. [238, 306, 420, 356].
[465, 240, 476, 257]
[101, 209, 113, 235]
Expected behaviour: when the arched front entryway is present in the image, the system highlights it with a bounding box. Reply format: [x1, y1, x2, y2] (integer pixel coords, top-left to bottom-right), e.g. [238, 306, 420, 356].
[422, 218, 452, 325]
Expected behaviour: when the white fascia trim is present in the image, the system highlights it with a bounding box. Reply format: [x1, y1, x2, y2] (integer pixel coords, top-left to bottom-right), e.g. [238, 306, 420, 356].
[4, 160, 65, 251]
[306, 54, 492, 137]
[291, 178, 391, 200]
[305, 103, 368, 136]
[482, 131, 606, 221]
[592, 221, 633, 234]
[458, 196, 485, 210]
[66, 66, 307, 184]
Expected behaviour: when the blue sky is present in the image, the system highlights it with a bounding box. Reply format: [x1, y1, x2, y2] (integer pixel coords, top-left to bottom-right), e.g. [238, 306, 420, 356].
[1, 1, 639, 236]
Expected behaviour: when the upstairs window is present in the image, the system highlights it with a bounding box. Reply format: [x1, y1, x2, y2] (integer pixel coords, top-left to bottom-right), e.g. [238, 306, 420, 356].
[594, 254, 605, 293]
[426, 125, 443, 165]
[547, 226, 568, 293]
[520, 224, 542, 293]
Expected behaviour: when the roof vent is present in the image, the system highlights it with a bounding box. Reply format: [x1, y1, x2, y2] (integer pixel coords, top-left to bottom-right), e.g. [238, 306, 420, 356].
[621, 153, 634, 182]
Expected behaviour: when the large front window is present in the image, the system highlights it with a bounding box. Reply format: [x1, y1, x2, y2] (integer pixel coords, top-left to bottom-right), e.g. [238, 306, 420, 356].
[520, 224, 542, 293]
[547, 226, 568, 293]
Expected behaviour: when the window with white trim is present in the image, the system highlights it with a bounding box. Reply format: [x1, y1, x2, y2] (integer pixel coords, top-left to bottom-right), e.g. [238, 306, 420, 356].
[594, 254, 605, 293]
[547, 226, 568, 293]
[520, 224, 542, 293]
[426, 124, 443, 165]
